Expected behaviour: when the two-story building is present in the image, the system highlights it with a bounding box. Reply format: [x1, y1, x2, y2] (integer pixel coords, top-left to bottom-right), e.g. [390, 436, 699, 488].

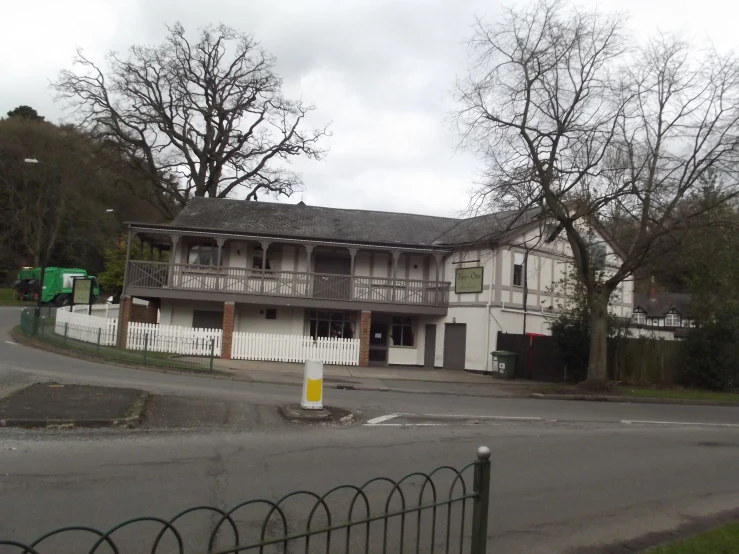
[119, 198, 633, 371]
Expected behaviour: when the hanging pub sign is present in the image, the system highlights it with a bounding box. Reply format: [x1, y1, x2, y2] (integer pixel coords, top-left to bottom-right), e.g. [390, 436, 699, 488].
[455, 266, 484, 294]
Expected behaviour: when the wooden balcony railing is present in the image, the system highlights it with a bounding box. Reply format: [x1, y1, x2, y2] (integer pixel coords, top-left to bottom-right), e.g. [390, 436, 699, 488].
[126, 261, 450, 307]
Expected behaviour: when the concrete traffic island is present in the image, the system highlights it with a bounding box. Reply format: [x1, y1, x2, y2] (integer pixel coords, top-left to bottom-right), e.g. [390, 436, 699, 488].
[0, 383, 148, 429]
[278, 404, 355, 424]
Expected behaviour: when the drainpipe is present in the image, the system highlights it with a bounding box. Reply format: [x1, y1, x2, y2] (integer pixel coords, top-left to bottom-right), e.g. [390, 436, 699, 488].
[484, 256, 495, 372]
[522, 249, 530, 335]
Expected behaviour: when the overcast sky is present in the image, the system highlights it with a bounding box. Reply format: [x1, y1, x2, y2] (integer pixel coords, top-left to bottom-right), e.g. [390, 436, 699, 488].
[2, 0, 737, 217]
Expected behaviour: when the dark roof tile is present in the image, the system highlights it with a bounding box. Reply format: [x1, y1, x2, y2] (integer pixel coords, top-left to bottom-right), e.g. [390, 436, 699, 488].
[167, 197, 541, 247]
[633, 292, 693, 318]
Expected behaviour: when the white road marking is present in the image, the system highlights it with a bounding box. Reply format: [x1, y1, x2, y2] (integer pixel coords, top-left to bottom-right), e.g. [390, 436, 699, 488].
[417, 414, 543, 421]
[364, 423, 446, 427]
[4, 341, 18, 346]
[364, 413, 546, 427]
[365, 414, 400, 425]
[622, 420, 739, 428]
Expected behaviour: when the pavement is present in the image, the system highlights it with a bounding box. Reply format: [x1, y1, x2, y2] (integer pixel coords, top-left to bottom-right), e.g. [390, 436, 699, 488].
[0, 382, 146, 428]
[209, 357, 548, 397]
[2, 306, 739, 553]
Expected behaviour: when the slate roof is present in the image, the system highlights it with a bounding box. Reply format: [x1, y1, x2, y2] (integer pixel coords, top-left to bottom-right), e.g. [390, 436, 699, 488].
[165, 197, 542, 248]
[633, 292, 693, 318]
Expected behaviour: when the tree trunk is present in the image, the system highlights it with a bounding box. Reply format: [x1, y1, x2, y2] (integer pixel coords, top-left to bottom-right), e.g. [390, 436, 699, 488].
[586, 291, 609, 386]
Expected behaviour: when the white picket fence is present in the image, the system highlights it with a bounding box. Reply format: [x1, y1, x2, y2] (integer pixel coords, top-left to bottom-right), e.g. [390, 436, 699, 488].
[55, 306, 119, 346]
[231, 332, 360, 366]
[127, 322, 223, 357]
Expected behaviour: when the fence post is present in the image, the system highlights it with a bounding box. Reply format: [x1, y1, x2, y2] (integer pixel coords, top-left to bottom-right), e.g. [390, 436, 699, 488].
[143, 333, 148, 365]
[64, 322, 69, 346]
[209, 338, 215, 371]
[471, 446, 491, 554]
[96, 327, 102, 356]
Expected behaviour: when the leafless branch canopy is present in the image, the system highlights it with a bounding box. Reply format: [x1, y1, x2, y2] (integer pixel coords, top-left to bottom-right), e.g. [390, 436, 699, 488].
[54, 23, 329, 213]
[456, 0, 739, 296]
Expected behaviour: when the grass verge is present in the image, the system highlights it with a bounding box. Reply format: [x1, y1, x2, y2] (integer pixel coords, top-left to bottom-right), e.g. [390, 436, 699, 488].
[12, 326, 224, 375]
[621, 387, 739, 403]
[0, 287, 27, 306]
[542, 384, 739, 403]
[648, 521, 739, 553]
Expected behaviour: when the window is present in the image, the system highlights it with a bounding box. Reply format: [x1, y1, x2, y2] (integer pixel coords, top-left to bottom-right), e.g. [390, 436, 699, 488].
[589, 243, 607, 270]
[192, 310, 223, 329]
[252, 248, 272, 271]
[307, 310, 354, 339]
[513, 252, 524, 287]
[665, 312, 681, 327]
[682, 318, 693, 328]
[633, 311, 646, 325]
[391, 316, 414, 347]
[265, 309, 277, 320]
[188, 245, 218, 266]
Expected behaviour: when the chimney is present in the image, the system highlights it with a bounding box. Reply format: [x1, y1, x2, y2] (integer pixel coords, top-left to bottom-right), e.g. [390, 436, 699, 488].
[649, 276, 656, 301]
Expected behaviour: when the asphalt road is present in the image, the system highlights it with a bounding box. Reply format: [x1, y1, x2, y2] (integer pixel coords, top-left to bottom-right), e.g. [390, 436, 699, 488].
[1, 306, 739, 553]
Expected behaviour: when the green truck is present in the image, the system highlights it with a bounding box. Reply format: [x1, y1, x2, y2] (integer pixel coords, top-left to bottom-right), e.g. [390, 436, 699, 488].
[14, 267, 100, 306]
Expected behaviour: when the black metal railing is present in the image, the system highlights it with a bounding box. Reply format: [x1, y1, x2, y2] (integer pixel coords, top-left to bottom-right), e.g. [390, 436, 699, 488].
[0, 447, 491, 554]
[126, 261, 451, 307]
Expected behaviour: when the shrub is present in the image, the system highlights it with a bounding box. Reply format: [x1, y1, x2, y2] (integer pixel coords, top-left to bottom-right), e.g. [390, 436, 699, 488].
[684, 308, 739, 391]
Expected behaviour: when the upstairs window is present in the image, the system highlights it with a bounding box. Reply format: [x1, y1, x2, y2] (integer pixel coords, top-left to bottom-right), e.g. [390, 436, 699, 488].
[633, 311, 646, 325]
[513, 252, 524, 287]
[252, 248, 273, 271]
[188, 245, 217, 266]
[665, 312, 681, 327]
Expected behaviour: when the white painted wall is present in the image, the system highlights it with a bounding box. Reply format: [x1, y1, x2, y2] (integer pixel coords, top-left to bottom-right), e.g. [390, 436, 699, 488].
[236, 305, 306, 334]
[159, 299, 224, 328]
[388, 347, 418, 365]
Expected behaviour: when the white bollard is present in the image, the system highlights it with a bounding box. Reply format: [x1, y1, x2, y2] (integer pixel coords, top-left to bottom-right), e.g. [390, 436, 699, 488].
[301, 359, 324, 410]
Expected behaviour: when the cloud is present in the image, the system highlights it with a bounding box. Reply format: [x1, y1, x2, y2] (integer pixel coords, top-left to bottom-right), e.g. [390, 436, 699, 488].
[2, 0, 736, 218]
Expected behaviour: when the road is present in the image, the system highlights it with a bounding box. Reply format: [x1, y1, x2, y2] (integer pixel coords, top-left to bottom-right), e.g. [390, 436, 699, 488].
[1, 306, 739, 553]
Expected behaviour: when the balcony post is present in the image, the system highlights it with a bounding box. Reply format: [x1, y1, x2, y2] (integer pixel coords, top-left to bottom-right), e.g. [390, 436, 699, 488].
[304, 244, 314, 297]
[260, 241, 271, 293]
[168, 235, 180, 288]
[216, 238, 226, 291]
[433, 253, 443, 305]
[348, 248, 358, 300]
[122, 229, 134, 294]
[391, 250, 400, 302]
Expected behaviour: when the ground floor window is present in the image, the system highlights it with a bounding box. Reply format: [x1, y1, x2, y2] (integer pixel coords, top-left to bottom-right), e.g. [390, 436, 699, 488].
[307, 310, 355, 339]
[391, 316, 414, 346]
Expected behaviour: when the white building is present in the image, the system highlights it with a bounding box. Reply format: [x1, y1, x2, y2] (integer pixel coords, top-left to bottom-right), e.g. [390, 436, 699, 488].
[120, 198, 633, 371]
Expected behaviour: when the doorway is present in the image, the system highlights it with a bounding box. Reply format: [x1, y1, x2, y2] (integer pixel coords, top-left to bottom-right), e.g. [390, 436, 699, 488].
[443, 323, 467, 370]
[424, 324, 437, 368]
[369, 322, 388, 364]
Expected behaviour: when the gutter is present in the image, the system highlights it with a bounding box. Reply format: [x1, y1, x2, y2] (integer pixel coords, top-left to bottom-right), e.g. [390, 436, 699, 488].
[126, 223, 453, 255]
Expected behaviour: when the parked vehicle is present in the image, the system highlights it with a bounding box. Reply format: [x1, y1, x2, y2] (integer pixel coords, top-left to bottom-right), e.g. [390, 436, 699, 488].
[13, 267, 100, 306]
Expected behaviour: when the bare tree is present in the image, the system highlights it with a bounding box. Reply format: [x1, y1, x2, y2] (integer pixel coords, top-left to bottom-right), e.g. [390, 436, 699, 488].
[455, 0, 739, 385]
[54, 23, 328, 217]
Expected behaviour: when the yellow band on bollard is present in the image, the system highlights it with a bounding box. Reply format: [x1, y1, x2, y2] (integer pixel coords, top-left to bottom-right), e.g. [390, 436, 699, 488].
[306, 378, 322, 402]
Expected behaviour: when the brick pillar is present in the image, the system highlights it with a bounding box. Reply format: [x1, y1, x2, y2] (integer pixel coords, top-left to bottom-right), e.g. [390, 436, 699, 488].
[118, 295, 133, 349]
[221, 302, 235, 360]
[359, 310, 371, 367]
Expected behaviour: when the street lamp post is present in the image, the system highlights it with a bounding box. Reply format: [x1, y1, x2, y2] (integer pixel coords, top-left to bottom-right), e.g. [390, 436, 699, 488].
[24, 158, 60, 334]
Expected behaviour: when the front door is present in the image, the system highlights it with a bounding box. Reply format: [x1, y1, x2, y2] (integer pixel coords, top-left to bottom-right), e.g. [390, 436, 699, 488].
[369, 322, 388, 365]
[424, 324, 437, 368]
[443, 323, 467, 370]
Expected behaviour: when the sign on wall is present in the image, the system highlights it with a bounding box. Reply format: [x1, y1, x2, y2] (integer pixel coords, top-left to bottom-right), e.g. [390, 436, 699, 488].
[455, 266, 484, 294]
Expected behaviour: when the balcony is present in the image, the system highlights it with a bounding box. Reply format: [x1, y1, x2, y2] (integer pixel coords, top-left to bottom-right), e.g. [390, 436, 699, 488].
[125, 261, 450, 314]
